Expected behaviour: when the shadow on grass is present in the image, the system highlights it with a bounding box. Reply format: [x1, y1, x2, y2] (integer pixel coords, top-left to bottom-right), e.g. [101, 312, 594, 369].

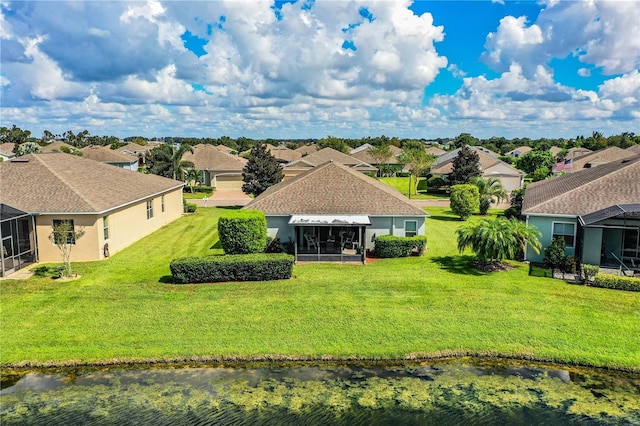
[159, 275, 174, 284]
[216, 206, 243, 210]
[427, 214, 462, 222]
[431, 255, 485, 276]
[210, 240, 223, 250]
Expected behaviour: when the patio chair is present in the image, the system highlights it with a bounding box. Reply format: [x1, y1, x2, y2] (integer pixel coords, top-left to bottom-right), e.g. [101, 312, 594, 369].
[304, 233, 317, 249]
[345, 232, 358, 249]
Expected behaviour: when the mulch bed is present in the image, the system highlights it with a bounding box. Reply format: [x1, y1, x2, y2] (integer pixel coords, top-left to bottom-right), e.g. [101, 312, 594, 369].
[472, 260, 513, 272]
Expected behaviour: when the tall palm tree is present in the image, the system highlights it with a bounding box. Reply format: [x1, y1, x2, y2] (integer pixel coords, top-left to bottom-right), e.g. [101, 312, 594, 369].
[184, 169, 202, 193]
[471, 177, 507, 215]
[147, 143, 194, 180]
[456, 217, 541, 265]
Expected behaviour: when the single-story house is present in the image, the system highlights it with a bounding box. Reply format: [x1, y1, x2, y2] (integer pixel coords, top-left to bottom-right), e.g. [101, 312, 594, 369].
[282, 147, 377, 180]
[294, 144, 318, 156]
[266, 144, 303, 163]
[523, 156, 640, 271]
[549, 146, 563, 158]
[553, 146, 638, 174]
[80, 145, 139, 171]
[505, 146, 533, 158]
[181, 144, 248, 190]
[0, 153, 184, 276]
[426, 146, 447, 157]
[626, 145, 640, 155]
[350, 144, 404, 167]
[0, 143, 16, 161]
[118, 142, 157, 167]
[39, 141, 81, 155]
[431, 146, 524, 193]
[243, 160, 428, 262]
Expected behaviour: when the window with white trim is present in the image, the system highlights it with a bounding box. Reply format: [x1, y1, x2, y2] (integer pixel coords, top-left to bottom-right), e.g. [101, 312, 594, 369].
[103, 216, 109, 240]
[146, 200, 153, 220]
[405, 220, 418, 237]
[552, 222, 575, 247]
[52, 220, 76, 244]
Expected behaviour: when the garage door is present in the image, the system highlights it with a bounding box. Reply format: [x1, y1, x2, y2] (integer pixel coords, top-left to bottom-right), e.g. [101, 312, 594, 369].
[214, 175, 244, 191]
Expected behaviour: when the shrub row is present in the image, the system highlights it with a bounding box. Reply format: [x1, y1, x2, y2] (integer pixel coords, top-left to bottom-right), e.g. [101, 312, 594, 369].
[374, 235, 428, 258]
[590, 274, 640, 292]
[183, 185, 214, 193]
[170, 253, 294, 284]
[184, 203, 197, 213]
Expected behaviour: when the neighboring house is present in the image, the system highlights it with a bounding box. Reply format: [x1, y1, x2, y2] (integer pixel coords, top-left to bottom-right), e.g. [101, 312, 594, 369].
[626, 145, 640, 155]
[282, 147, 377, 180]
[266, 144, 303, 163]
[505, 146, 533, 158]
[431, 146, 524, 193]
[0, 143, 16, 161]
[350, 144, 404, 166]
[295, 144, 318, 156]
[181, 144, 247, 190]
[40, 141, 81, 155]
[426, 146, 447, 157]
[549, 146, 563, 158]
[523, 157, 640, 270]
[118, 142, 157, 166]
[0, 153, 184, 276]
[80, 145, 139, 171]
[554, 147, 638, 174]
[244, 161, 428, 263]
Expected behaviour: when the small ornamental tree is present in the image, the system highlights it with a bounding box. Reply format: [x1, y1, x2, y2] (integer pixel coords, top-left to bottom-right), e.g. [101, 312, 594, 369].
[218, 210, 267, 254]
[49, 220, 85, 277]
[450, 184, 480, 220]
[543, 237, 574, 278]
[242, 142, 283, 197]
[449, 145, 481, 185]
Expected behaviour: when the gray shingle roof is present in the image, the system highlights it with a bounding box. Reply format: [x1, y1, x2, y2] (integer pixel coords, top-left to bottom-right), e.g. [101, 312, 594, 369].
[431, 146, 520, 176]
[568, 146, 637, 172]
[244, 161, 427, 216]
[523, 156, 640, 216]
[0, 153, 183, 214]
[80, 145, 138, 163]
[284, 147, 377, 171]
[182, 144, 247, 172]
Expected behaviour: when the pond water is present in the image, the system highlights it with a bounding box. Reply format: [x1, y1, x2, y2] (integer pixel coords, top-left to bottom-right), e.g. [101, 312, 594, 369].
[1, 359, 639, 425]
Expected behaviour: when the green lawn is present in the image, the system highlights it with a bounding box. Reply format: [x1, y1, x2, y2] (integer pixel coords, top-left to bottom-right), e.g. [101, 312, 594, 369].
[378, 177, 449, 199]
[182, 191, 213, 199]
[1, 207, 639, 370]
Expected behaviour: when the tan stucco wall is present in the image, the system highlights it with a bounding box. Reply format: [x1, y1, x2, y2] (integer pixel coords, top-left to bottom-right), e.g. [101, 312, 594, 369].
[35, 187, 184, 262]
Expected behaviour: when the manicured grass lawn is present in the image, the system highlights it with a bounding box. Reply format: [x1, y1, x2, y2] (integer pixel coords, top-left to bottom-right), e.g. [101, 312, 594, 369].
[378, 177, 449, 200]
[183, 191, 213, 199]
[1, 208, 639, 370]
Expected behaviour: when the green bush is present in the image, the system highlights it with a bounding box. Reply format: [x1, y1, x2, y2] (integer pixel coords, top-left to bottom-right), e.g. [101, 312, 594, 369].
[183, 185, 214, 193]
[450, 184, 480, 220]
[32, 265, 63, 279]
[184, 203, 197, 213]
[374, 235, 428, 258]
[170, 253, 295, 284]
[218, 210, 267, 254]
[591, 274, 640, 292]
[427, 176, 446, 188]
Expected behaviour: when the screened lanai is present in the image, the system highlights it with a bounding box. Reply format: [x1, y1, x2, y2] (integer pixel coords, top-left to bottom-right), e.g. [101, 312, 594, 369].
[0, 204, 37, 277]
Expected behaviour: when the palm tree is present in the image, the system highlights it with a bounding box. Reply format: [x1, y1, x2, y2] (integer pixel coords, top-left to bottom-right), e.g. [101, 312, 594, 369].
[147, 143, 194, 180]
[471, 177, 507, 215]
[184, 169, 202, 193]
[456, 217, 541, 265]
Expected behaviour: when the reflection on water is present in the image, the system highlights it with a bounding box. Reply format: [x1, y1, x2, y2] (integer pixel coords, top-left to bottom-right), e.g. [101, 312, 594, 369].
[1, 359, 639, 425]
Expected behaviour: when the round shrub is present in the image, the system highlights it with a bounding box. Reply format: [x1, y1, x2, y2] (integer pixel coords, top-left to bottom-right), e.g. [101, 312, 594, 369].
[218, 210, 267, 254]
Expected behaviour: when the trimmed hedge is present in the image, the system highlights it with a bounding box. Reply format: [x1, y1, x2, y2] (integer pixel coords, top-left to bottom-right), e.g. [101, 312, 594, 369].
[184, 203, 197, 213]
[591, 274, 640, 292]
[374, 235, 428, 258]
[183, 185, 214, 193]
[218, 210, 267, 254]
[170, 253, 295, 284]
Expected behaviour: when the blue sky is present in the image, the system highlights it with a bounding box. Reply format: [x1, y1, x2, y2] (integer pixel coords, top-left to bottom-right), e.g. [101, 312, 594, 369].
[1, 0, 638, 140]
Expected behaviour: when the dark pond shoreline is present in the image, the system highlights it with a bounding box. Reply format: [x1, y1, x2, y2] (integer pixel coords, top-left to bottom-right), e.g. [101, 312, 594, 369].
[3, 355, 639, 390]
